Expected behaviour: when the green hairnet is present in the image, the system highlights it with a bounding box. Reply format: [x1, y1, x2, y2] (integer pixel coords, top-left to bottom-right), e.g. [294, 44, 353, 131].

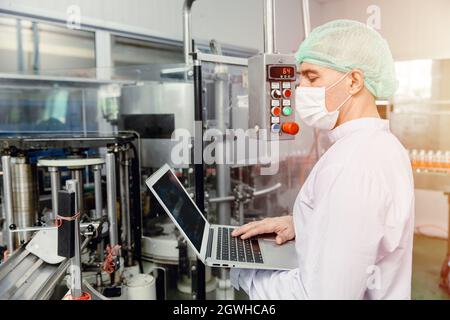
[295, 19, 398, 99]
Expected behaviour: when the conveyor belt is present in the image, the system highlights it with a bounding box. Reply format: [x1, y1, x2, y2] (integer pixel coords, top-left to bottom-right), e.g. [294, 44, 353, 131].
[0, 246, 70, 300]
[0, 235, 93, 300]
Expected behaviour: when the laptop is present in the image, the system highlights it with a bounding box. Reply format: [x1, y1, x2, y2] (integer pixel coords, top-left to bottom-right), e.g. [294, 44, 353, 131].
[145, 164, 297, 270]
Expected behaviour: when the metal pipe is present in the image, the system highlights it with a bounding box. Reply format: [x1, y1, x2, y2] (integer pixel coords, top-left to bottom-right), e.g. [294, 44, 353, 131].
[214, 70, 231, 227]
[92, 165, 104, 260]
[65, 179, 82, 299]
[9, 226, 56, 233]
[238, 168, 245, 225]
[9, 222, 99, 234]
[31, 21, 40, 73]
[16, 19, 24, 72]
[71, 169, 84, 216]
[92, 165, 103, 219]
[209, 183, 282, 203]
[123, 153, 131, 253]
[183, 0, 196, 64]
[105, 152, 118, 246]
[209, 195, 235, 204]
[253, 182, 282, 197]
[216, 135, 232, 290]
[48, 167, 60, 221]
[119, 150, 132, 264]
[263, 0, 276, 54]
[238, 198, 245, 225]
[302, 0, 311, 38]
[1, 155, 14, 251]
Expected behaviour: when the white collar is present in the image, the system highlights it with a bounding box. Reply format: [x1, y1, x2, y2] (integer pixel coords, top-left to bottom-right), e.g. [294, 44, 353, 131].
[328, 117, 390, 143]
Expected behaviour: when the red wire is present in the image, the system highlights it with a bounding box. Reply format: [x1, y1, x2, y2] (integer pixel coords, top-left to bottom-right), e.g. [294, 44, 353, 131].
[64, 292, 91, 300]
[55, 218, 62, 228]
[54, 211, 80, 228]
[102, 244, 121, 274]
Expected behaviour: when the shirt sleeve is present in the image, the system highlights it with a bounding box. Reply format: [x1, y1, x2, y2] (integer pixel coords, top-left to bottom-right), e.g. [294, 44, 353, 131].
[230, 164, 389, 299]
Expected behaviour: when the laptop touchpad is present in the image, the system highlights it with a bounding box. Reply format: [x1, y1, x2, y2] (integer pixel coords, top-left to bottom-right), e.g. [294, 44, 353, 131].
[258, 239, 297, 269]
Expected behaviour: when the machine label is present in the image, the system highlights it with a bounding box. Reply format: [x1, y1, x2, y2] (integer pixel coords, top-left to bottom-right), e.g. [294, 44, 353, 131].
[270, 82, 280, 89]
[282, 81, 291, 89]
[271, 99, 280, 107]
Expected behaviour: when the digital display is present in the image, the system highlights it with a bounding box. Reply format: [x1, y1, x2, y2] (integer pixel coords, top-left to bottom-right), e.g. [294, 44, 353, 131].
[267, 65, 296, 80]
[152, 170, 205, 252]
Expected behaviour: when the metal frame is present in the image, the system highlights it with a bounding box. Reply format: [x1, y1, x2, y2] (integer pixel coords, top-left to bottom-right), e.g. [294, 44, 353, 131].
[95, 30, 112, 80]
[195, 52, 248, 67]
[0, 8, 258, 61]
[192, 57, 206, 300]
[263, 0, 276, 54]
[302, 0, 311, 38]
[183, 0, 195, 65]
[0, 72, 134, 88]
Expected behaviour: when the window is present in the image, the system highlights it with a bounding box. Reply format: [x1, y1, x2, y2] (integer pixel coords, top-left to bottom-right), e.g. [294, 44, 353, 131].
[0, 17, 95, 74]
[395, 59, 432, 102]
[112, 35, 183, 66]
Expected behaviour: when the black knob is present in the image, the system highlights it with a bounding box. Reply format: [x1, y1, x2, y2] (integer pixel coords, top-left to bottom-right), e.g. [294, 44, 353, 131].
[271, 89, 282, 99]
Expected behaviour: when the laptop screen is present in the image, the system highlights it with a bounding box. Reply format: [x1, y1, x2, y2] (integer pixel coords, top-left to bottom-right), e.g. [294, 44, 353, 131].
[152, 169, 205, 252]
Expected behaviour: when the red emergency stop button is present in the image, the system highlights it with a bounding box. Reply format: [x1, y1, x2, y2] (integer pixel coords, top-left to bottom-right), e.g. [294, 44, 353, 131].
[283, 89, 292, 98]
[282, 122, 300, 135]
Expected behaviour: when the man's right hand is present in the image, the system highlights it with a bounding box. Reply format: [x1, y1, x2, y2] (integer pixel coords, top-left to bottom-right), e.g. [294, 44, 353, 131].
[231, 216, 295, 245]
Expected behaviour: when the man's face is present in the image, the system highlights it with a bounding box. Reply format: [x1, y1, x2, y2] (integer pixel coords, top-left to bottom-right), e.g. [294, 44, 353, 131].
[298, 62, 351, 113]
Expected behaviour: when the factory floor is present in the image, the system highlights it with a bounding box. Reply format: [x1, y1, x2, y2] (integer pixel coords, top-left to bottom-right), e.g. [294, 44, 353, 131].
[412, 235, 449, 300]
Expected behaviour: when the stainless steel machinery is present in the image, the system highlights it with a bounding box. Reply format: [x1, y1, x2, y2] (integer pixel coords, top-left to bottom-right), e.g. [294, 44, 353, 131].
[0, 133, 144, 299]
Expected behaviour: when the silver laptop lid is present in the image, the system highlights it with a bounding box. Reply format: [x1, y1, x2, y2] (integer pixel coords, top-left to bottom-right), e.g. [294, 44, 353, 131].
[146, 164, 209, 257]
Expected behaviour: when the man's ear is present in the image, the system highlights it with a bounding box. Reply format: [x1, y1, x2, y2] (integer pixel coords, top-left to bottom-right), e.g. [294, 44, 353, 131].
[348, 69, 365, 95]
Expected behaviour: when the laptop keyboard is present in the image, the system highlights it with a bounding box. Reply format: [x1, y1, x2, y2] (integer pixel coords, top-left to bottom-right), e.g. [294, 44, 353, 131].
[216, 227, 264, 264]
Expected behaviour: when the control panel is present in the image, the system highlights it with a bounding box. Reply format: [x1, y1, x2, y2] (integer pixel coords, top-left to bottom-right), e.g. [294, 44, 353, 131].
[248, 53, 300, 140]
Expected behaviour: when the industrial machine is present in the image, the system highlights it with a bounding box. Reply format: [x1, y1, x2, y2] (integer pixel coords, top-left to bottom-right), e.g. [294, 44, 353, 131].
[0, 0, 316, 300]
[0, 133, 145, 299]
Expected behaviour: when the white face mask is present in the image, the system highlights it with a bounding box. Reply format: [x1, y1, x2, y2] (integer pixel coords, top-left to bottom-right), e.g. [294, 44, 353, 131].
[295, 72, 352, 130]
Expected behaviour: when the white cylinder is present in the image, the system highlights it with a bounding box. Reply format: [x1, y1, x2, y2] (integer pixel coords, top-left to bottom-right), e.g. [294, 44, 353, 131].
[124, 274, 156, 300]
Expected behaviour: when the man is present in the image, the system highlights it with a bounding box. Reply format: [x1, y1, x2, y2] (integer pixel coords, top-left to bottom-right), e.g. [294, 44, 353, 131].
[230, 19, 415, 299]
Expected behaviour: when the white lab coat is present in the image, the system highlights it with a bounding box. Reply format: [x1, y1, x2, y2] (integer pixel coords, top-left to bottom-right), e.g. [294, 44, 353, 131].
[230, 118, 415, 299]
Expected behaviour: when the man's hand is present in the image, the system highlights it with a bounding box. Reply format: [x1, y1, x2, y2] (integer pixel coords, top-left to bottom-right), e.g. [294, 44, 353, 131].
[231, 216, 295, 245]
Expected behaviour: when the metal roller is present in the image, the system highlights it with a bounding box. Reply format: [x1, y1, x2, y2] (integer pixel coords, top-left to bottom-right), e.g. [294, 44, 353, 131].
[11, 156, 37, 244]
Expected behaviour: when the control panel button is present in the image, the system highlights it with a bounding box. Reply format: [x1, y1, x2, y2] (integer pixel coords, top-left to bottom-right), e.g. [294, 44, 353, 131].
[271, 99, 280, 107]
[271, 123, 281, 133]
[282, 99, 291, 106]
[271, 117, 280, 124]
[271, 82, 281, 89]
[281, 122, 300, 135]
[271, 89, 282, 99]
[271, 106, 281, 116]
[282, 106, 293, 116]
[283, 89, 292, 98]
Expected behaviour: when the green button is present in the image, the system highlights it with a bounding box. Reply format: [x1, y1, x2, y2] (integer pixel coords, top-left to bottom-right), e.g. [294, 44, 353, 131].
[282, 106, 292, 116]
